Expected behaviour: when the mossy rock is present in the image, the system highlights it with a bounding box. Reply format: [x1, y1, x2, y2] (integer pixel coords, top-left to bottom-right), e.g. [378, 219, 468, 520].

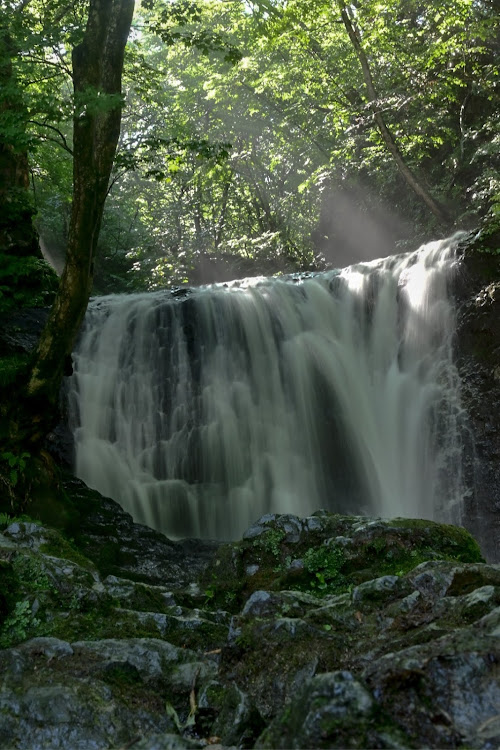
[202, 512, 484, 610]
[255, 671, 411, 749]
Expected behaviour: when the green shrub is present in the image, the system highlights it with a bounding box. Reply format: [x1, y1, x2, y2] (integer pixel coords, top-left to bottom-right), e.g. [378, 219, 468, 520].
[303, 544, 347, 592]
[0, 599, 40, 648]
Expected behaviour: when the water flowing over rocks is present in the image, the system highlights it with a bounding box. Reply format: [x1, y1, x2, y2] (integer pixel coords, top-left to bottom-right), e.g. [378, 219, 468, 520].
[1, 479, 500, 749]
[2, 231, 500, 747]
[2, 232, 500, 563]
[68, 237, 465, 541]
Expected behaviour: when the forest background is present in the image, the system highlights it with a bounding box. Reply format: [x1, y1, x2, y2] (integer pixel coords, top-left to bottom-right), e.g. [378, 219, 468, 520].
[2, 0, 498, 302]
[0, 0, 499, 447]
[0, 0, 497, 548]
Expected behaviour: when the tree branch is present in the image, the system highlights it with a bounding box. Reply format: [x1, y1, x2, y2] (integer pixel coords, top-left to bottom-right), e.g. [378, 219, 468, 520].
[28, 121, 73, 154]
[336, 0, 451, 225]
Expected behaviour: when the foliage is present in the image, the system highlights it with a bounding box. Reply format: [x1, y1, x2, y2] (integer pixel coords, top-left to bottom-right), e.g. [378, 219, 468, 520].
[165, 699, 196, 733]
[0, 511, 38, 530]
[0, 450, 30, 487]
[0, 448, 62, 521]
[142, 0, 242, 64]
[102, 0, 497, 283]
[303, 544, 347, 592]
[254, 528, 286, 559]
[0, 449, 33, 513]
[0, 253, 58, 313]
[3, 0, 500, 295]
[0, 599, 40, 648]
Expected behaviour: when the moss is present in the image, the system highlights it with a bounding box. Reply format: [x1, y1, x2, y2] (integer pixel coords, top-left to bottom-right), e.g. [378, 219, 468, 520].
[78, 535, 123, 577]
[0, 354, 30, 388]
[0, 252, 58, 314]
[0, 598, 41, 648]
[101, 660, 143, 687]
[116, 583, 170, 614]
[302, 545, 347, 593]
[253, 528, 286, 560]
[39, 534, 95, 571]
[0, 559, 19, 627]
[338, 519, 485, 583]
[201, 543, 246, 613]
[258, 684, 417, 750]
[37, 599, 226, 651]
[28, 488, 81, 538]
[386, 518, 484, 564]
[12, 553, 54, 593]
[42, 650, 169, 720]
[40, 608, 149, 643]
[205, 528, 348, 610]
[202, 515, 486, 625]
[162, 617, 228, 652]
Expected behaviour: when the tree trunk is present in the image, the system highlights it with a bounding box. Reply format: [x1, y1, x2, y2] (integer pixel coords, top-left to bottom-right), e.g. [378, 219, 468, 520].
[336, 0, 451, 226]
[26, 0, 135, 430]
[215, 176, 233, 249]
[0, 17, 40, 260]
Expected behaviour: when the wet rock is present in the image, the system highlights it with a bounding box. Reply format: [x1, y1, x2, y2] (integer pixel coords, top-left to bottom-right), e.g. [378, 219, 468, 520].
[0, 675, 176, 750]
[63, 474, 222, 590]
[103, 574, 178, 610]
[0, 307, 49, 356]
[455, 246, 500, 563]
[242, 514, 279, 539]
[241, 591, 274, 617]
[461, 585, 498, 620]
[133, 735, 205, 749]
[1, 485, 499, 749]
[476, 605, 500, 636]
[201, 511, 483, 611]
[255, 671, 387, 749]
[364, 627, 500, 749]
[199, 680, 264, 747]
[408, 560, 457, 598]
[352, 575, 404, 605]
[17, 636, 74, 659]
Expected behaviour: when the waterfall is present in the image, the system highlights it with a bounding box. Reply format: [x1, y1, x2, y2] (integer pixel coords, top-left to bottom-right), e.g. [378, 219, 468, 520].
[68, 235, 465, 540]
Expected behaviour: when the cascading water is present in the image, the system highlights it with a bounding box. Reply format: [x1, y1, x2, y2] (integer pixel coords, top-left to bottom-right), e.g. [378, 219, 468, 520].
[68, 235, 466, 540]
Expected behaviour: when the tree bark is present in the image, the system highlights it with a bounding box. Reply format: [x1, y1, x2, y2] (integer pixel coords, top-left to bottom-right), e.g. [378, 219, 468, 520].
[215, 176, 232, 249]
[336, 0, 451, 226]
[0, 16, 40, 259]
[26, 0, 135, 424]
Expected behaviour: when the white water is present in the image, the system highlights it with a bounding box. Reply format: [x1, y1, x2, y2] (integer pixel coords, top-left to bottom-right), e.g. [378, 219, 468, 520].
[68, 236, 465, 539]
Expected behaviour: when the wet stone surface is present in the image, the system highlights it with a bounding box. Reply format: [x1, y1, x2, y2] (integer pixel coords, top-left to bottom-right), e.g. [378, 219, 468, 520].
[0, 486, 499, 749]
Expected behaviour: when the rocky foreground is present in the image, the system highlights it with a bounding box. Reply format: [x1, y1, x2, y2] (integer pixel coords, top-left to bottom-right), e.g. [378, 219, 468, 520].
[0, 477, 500, 750]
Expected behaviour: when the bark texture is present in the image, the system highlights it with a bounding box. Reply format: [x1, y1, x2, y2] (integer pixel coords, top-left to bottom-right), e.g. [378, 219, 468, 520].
[0, 19, 40, 259]
[26, 0, 135, 423]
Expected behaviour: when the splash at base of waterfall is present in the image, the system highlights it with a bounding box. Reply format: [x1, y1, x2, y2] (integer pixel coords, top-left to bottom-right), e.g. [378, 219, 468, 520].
[68, 235, 466, 540]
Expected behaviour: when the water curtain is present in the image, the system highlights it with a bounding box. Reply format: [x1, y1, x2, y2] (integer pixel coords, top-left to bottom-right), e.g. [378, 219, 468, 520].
[69, 236, 465, 539]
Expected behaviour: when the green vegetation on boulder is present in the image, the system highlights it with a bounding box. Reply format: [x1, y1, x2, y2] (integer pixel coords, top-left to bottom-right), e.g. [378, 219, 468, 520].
[201, 511, 484, 612]
[0, 488, 498, 750]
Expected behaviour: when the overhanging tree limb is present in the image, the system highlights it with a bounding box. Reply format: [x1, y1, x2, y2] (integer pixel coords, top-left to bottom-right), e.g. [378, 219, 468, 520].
[336, 0, 451, 226]
[27, 121, 73, 154]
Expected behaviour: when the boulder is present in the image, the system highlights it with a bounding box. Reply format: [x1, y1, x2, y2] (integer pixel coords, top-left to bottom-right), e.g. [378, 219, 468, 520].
[0, 491, 499, 749]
